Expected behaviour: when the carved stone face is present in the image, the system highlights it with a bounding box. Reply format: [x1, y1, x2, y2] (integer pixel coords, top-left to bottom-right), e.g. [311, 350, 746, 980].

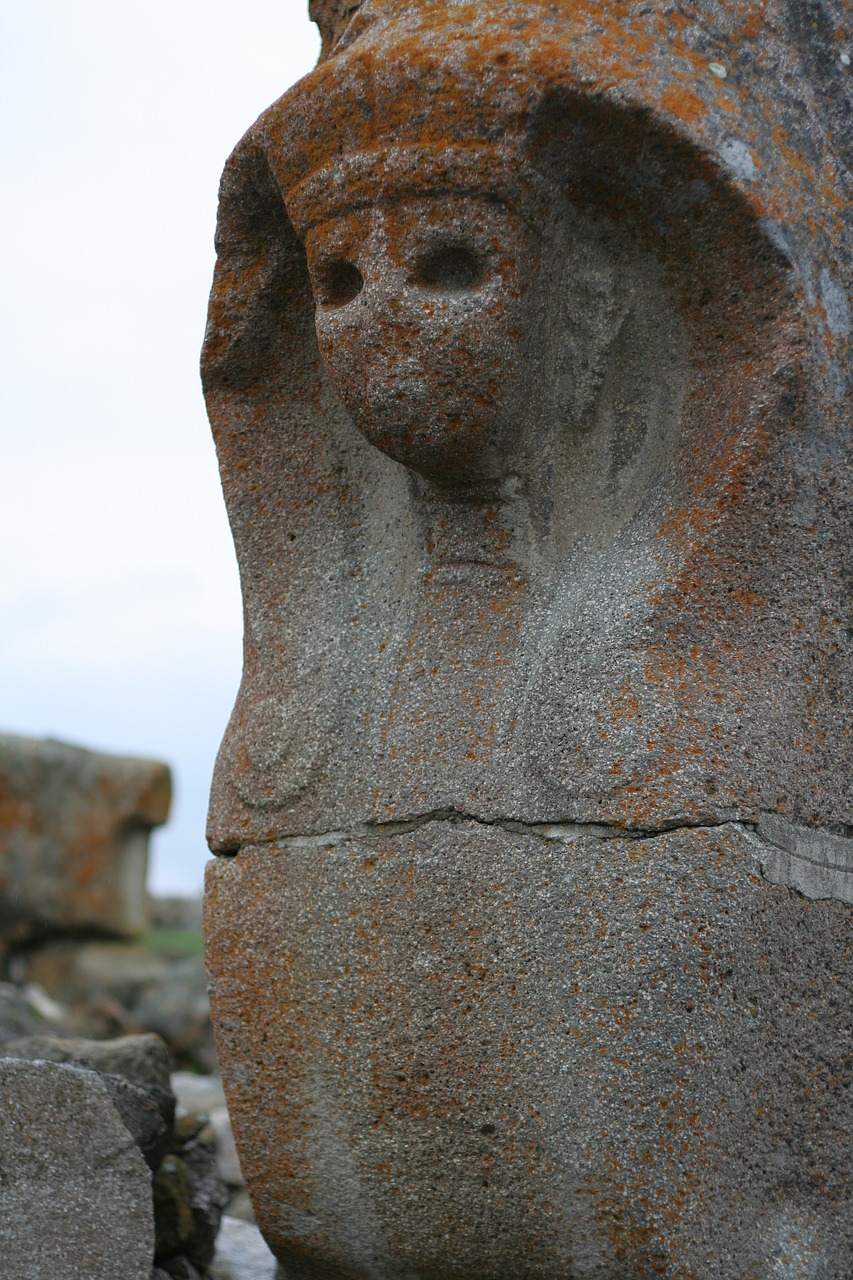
[304, 195, 532, 486]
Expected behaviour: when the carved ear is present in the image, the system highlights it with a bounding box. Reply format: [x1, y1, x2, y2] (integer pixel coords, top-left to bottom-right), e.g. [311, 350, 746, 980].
[201, 137, 315, 405]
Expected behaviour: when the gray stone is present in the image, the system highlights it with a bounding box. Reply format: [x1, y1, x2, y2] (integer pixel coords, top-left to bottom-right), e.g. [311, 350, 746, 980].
[0, 1031, 176, 1125]
[90, 1070, 169, 1169]
[19, 938, 172, 1007]
[756, 813, 853, 904]
[172, 1070, 227, 1118]
[153, 1155, 197, 1259]
[209, 1216, 279, 1280]
[131, 954, 215, 1073]
[0, 1058, 153, 1278]
[207, 822, 853, 1276]
[210, 1105, 244, 1186]
[180, 1138, 231, 1272]
[0, 980, 68, 1042]
[154, 1261, 202, 1280]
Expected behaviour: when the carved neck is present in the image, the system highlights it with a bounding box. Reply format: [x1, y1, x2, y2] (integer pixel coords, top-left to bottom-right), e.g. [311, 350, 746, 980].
[412, 476, 533, 594]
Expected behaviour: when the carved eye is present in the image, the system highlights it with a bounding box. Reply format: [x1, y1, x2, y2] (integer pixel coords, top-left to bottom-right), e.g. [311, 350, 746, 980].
[413, 244, 485, 292]
[314, 258, 364, 308]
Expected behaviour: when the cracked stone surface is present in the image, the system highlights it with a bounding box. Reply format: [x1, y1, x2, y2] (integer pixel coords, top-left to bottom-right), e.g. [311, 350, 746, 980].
[207, 820, 852, 1276]
[202, 0, 852, 1274]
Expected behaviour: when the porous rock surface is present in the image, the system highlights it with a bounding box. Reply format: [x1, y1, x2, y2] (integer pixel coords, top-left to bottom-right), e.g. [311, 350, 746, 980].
[0, 1036, 230, 1279]
[0, 1058, 154, 1279]
[203, 0, 852, 1275]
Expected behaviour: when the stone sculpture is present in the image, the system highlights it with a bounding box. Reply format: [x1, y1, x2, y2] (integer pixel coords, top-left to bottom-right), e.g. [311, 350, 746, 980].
[203, 1, 852, 1275]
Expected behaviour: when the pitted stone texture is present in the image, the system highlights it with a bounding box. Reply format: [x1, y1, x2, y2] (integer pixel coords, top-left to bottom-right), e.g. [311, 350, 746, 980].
[0, 732, 171, 949]
[206, 823, 852, 1278]
[203, 0, 851, 853]
[0, 1058, 154, 1278]
[203, 1, 852, 1276]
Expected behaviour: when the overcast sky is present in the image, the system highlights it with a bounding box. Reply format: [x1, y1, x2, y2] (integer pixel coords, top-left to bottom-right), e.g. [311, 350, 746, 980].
[1, 3, 320, 894]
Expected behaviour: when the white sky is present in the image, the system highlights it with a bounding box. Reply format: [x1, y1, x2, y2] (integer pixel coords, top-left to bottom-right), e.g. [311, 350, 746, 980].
[0, 3, 320, 894]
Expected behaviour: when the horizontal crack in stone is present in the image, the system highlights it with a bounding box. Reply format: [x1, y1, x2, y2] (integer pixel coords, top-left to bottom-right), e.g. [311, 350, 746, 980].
[216, 809, 749, 851]
[214, 812, 853, 906]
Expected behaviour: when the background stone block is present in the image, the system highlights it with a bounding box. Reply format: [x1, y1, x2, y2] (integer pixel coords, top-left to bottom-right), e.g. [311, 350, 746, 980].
[0, 732, 171, 949]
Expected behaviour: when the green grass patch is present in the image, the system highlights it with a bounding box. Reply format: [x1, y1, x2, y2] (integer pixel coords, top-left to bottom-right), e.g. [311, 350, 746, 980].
[143, 929, 204, 959]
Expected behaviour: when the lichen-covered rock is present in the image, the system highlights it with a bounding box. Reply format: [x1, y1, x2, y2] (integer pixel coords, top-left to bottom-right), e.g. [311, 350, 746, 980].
[0, 732, 170, 950]
[203, 0, 852, 1275]
[0, 1058, 154, 1278]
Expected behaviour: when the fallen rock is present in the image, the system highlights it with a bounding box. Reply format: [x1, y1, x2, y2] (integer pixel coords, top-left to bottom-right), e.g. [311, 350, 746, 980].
[0, 1030, 175, 1125]
[0, 732, 170, 950]
[0, 1031, 230, 1275]
[180, 1138, 231, 1272]
[97, 1070, 170, 1169]
[172, 1071, 246, 1214]
[153, 1154, 197, 1258]
[0, 1058, 154, 1278]
[0, 979, 69, 1041]
[172, 1069, 226, 1117]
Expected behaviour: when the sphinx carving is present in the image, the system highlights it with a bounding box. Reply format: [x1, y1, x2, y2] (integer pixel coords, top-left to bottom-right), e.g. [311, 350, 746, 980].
[203, 2, 852, 1276]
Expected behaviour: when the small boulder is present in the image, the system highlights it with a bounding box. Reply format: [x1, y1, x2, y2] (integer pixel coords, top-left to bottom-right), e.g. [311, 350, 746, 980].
[0, 1058, 154, 1278]
[0, 980, 68, 1042]
[0, 1030, 175, 1125]
[131, 955, 215, 1072]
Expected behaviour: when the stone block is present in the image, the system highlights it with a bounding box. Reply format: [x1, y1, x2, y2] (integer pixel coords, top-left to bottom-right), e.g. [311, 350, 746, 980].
[0, 732, 171, 948]
[207, 822, 853, 1276]
[0, 1031, 176, 1130]
[0, 1058, 154, 1278]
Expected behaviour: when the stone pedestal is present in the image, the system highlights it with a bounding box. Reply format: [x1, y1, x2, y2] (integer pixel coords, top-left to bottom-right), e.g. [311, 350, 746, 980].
[207, 822, 851, 1275]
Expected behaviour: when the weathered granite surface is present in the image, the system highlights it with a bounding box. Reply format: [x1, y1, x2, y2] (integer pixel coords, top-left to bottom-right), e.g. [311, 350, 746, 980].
[203, 0, 852, 1275]
[0, 1058, 154, 1279]
[0, 1036, 230, 1278]
[0, 733, 171, 950]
